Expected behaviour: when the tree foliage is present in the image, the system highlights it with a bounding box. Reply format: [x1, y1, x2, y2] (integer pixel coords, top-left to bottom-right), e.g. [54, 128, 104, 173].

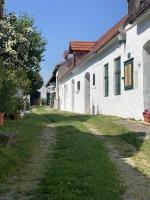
[0, 13, 46, 93]
[29, 72, 44, 94]
[0, 67, 29, 112]
[0, 13, 46, 113]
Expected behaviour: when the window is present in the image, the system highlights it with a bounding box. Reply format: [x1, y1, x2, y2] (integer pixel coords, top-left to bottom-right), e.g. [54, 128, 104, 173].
[93, 74, 96, 86]
[77, 81, 80, 91]
[104, 64, 109, 97]
[124, 58, 134, 90]
[115, 57, 121, 95]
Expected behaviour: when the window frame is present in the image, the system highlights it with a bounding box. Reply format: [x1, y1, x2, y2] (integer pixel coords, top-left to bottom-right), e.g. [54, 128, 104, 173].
[104, 63, 109, 97]
[93, 73, 96, 86]
[114, 57, 121, 95]
[124, 58, 134, 91]
[77, 81, 80, 91]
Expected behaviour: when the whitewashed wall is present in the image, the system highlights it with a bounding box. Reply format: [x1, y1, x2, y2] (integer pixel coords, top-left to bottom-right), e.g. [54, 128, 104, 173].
[39, 86, 47, 99]
[59, 11, 150, 120]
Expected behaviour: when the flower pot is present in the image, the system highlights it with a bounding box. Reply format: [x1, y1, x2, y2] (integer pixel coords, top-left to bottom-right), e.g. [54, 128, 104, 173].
[0, 113, 4, 126]
[143, 115, 150, 123]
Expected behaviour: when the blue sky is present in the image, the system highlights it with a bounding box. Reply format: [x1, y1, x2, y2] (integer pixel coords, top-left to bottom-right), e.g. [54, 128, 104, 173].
[6, 0, 127, 83]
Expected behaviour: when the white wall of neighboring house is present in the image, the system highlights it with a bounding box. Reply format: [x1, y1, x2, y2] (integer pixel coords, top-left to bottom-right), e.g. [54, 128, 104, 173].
[59, 11, 150, 120]
[39, 85, 47, 99]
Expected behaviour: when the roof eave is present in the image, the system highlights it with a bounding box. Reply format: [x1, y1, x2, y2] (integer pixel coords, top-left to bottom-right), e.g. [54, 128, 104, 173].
[128, 3, 150, 23]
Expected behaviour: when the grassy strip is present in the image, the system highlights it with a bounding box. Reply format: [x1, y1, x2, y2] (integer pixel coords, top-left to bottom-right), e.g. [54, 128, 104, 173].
[87, 115, 141, 148]
[87, 115, 150, 175]
[34, 110, 122, 200]
[0, 109, 48, 182]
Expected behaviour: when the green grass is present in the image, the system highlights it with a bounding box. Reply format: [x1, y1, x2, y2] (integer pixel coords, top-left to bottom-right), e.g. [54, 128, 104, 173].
[3, 108, 148, 199]
[87, 115, 141, 149]
[86, 115, 150, 175]
[0, 109, 49, 182]
[33, 109, 122, 200]
[13, 108, 150, 199]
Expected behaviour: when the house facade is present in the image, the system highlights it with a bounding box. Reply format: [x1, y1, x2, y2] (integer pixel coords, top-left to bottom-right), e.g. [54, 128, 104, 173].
[51, 0, 150, 120]
[46, 65, 60, 108]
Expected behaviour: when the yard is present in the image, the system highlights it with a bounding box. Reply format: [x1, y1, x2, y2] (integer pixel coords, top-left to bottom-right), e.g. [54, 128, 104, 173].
[0, 107, 150, 200]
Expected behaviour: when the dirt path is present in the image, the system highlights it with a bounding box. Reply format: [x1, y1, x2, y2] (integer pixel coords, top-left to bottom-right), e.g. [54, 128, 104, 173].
[85, 123, 150, 200]
[114, 118, 150, 139]
[0, 124, 56, 200]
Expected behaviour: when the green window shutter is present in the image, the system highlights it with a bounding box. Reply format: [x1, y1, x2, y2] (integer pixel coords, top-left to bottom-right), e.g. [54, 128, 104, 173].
[115, 57, 121, 95]
[77, 81, 80, 91]
[104, 64, 109, 97]
[93, 74, 96, 86]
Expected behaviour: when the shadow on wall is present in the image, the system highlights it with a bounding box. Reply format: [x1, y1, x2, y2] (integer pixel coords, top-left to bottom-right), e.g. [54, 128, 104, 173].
[143, 40, 150, 110]
[137, 15, 150, 35]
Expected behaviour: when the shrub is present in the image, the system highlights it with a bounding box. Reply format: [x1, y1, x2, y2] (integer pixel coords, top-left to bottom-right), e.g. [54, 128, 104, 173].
[41, 98, 47, 106]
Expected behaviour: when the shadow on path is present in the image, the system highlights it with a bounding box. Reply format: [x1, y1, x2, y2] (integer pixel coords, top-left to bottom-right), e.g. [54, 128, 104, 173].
[1, 111, 150, 200]
[42, 112, 150, 200]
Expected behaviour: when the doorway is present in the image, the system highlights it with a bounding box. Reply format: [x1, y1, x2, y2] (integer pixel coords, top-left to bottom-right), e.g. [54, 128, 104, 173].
[84, 72, 91, 114]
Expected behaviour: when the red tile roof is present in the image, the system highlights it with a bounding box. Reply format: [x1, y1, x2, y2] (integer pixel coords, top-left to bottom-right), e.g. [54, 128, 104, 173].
[69, 41, 96, 53]
[90, 16, 128, 54]
[58, 16, 128, 81]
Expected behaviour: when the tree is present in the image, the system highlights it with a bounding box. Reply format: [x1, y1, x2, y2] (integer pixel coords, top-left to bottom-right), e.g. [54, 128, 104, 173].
[0, 13, 46, 95]
[0, 13, 46, 114]
[29, 72, 44, 94]
[14, 15, 47, 74]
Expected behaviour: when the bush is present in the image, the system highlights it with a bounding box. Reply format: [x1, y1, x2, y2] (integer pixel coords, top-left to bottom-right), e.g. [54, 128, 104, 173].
[13, 97, 24, 113]
[41, 98, 47, 106]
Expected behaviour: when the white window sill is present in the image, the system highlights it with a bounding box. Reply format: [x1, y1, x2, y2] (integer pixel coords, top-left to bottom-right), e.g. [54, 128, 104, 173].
[92, 86, 96, 89]
[76, 90, 80, 94]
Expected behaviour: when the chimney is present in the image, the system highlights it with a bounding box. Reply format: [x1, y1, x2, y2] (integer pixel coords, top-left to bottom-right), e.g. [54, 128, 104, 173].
[0, 0, 4, 19]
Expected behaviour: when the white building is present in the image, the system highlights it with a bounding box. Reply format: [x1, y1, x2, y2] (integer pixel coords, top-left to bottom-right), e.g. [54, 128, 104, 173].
[52, 0, 150, 120]
[39, 85, 47, 99]
[46, 65, 60, 108]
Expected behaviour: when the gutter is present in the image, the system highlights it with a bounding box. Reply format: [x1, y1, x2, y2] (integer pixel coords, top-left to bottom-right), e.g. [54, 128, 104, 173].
[58, 30, 123, 81]
[128, 2, 150, 24]
[58, 16, 128, 81]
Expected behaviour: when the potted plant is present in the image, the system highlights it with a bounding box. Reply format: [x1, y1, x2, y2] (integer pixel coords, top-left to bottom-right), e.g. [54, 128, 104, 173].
[9, 97, 24, 120]
[143, 109, 150, 123]
[14, 97, 24, 120]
